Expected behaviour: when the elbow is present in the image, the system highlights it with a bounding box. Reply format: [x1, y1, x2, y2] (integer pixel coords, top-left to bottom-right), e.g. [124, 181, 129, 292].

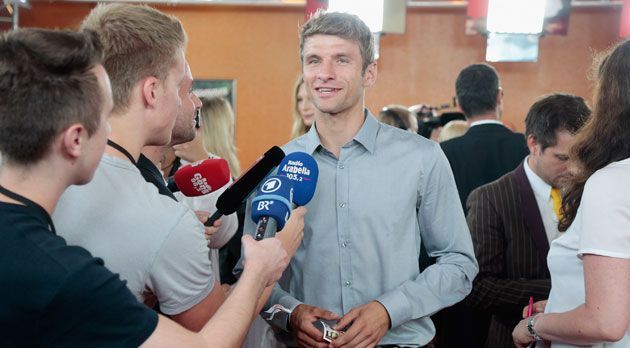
[593, 317, 628, 343]
[598, 325, 627, 343]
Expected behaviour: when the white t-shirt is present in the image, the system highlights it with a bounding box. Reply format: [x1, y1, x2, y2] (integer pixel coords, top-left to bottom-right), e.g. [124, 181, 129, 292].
[175, 155, 238, 281]
[545, 157, 630, 347]
[53, 154, 214, 315]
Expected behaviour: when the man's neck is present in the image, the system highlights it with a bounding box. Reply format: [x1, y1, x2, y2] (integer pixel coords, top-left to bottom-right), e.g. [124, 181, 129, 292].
[315, 104, 365, 158]
[142, 145, 167, 168]
[105, 114, 147, 163]
[467, 112, 499, 125]
[0, 162, 68, 215]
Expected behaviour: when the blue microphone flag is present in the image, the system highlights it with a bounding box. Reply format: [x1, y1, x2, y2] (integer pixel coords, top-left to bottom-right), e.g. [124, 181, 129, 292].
[277, 152, 319, 206]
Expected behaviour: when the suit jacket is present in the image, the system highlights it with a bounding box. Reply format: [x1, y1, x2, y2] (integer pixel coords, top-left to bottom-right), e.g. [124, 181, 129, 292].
[440, 123, 528, 213]
[465, 163, 552, 347]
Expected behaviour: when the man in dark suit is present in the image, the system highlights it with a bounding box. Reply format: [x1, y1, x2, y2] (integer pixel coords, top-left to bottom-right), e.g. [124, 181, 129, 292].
[435, 63, 528, 348]
[441, 63, 529, 213]
[465, 93, 591, 347]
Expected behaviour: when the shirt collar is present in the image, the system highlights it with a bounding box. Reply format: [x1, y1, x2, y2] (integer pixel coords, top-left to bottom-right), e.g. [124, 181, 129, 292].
[302, 109, 379, 155]
[523, 155, 553, 200]
[469, 119, 503, 128]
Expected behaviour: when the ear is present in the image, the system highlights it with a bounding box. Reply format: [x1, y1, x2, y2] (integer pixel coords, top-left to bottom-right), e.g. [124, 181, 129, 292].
[60, 124, 87, 160]
[362, 61, 378, 87]
[526, 134, 539, 156]
[141, 76, 161, 108]
[495, 88, 504, 107]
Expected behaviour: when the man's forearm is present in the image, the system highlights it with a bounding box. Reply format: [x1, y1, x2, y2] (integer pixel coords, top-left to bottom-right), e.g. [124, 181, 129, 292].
[198, 269, 267, 347]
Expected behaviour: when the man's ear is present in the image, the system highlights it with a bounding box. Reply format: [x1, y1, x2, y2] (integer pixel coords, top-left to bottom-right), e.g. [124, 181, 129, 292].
[496, 88, 504, 108]
[60, 124, 87, 160]
[141, 76, 160, 108]
[363, 61, 378, 87]
[526, 134, 539, 155]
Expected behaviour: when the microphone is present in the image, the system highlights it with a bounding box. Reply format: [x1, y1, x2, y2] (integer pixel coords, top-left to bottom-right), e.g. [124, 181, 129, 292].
[277, 152, 319, 206]
[251, 152, 319, 241]
[251, 175, 293, 240]
[205, 146, 285, 226]
[166, 158, 230, 197]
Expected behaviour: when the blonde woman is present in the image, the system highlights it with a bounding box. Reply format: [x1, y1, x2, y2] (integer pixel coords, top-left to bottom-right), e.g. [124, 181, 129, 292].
[290, 76, 315, 139]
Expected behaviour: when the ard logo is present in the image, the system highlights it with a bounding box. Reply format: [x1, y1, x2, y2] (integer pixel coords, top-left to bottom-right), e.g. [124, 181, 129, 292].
[261, 178, 281, 193]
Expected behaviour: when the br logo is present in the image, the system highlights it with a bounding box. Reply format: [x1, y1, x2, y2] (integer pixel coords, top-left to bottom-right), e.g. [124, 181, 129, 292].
[257, 200, 273, 211]
[261, 178, 282, 193]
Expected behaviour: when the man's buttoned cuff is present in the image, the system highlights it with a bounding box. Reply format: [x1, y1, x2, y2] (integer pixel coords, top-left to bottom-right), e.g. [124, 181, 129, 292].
[376, 289, 412, 329]
[275, 295, 303, 331]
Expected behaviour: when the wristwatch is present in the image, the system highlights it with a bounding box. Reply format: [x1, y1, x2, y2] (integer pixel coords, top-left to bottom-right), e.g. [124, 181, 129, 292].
[527, 314, 544, 341]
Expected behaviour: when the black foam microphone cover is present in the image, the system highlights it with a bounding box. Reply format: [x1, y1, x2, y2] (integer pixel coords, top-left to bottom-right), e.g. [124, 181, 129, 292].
[205, 146, 285, 226]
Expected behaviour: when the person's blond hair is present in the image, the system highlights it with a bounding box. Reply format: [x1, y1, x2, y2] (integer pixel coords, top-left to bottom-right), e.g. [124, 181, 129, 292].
[290, 76, 310, 139]
[378, 104, 418, 133]
[438, 120, 469, 142]
[80, 3, 187, 113]
[199, 97, 241, 177]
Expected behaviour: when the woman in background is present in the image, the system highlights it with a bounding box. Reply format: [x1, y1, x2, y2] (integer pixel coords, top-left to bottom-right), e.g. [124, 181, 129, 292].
[512, 40, 630, 348]
[170, 96, 241, 283]
[290, 76, 315, 139]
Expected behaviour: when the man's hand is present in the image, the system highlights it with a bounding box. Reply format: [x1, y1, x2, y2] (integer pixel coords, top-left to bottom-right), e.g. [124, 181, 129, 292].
[290, 304, 340, 348]
[194, 211, 222, 242]
[522, 300, 547, 318]
[274, 206, 306, 257]
[241, 235, 288, 287]
[331, 301, 390, 348]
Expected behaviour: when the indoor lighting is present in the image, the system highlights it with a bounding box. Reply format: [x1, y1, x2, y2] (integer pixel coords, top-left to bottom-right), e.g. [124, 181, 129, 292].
[486, 0, 546, 34]
[327, 0, 384, 33]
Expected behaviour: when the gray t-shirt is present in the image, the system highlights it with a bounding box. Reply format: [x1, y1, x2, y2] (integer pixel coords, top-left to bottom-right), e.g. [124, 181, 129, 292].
[54, 154, 214, 315]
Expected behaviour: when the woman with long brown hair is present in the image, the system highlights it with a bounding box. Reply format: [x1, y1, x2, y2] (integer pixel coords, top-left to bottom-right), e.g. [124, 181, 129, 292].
[512, 40, 630, 347]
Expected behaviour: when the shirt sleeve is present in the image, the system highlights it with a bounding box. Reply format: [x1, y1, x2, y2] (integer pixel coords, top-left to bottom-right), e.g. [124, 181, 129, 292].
[578, 166, 630, 259]
[147, 209, 215, 315]
[46, 250, 158, 347]
[376, 143, 479, 328]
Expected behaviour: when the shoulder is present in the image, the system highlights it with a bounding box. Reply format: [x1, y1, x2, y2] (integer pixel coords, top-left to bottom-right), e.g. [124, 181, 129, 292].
[470, 170, 517, 198]
[377, 122, 439, 152]
[585, 158, 630, 199]
[282, 134, 309, 154]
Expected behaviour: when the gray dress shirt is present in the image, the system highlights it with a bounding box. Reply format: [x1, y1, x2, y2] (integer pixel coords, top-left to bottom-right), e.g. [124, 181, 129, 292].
[247, 111, 478, 345]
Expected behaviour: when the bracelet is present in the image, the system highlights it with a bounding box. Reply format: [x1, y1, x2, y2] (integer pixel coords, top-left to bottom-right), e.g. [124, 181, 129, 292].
[527, 313, 544, 341]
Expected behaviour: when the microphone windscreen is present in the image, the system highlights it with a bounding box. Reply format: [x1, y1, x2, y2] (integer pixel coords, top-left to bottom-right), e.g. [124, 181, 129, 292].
[174, 158, 230, 197]
[277, 152, 319, 206]
[215, 146, 285, 214]
[250, 175, 293, 230]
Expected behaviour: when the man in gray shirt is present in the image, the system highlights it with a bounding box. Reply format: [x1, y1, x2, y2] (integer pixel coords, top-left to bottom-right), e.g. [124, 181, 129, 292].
[249, 11, 478, 347]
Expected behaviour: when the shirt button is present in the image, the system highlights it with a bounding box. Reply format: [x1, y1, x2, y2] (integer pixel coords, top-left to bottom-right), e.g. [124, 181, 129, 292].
[338, 164, 345, 169]
[345, 281, 352, 287]
[338, 202, 346, 208]
[342, 241, 347, 248]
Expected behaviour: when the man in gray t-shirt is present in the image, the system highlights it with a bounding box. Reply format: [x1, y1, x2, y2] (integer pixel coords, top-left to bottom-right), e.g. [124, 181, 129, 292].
[53, 4, 224, 331]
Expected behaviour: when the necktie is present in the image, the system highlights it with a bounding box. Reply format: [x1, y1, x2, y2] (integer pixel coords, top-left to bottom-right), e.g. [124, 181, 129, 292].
[550, 187, 563, 220]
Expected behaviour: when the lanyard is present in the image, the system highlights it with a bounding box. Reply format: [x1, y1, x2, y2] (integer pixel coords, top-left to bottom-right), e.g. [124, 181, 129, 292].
[107, 139, 137, 166]
[0, 184, 56, 235]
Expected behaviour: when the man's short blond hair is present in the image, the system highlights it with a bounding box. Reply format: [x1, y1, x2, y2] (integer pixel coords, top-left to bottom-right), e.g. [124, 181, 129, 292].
[81, 3, 187, 113]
